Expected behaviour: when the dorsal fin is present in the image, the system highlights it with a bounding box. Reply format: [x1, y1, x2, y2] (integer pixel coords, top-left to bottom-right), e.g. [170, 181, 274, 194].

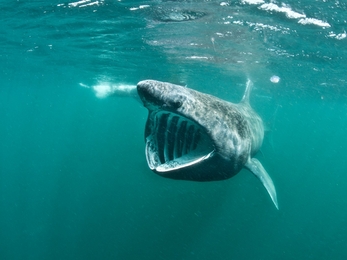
[240, 79, 253, 105]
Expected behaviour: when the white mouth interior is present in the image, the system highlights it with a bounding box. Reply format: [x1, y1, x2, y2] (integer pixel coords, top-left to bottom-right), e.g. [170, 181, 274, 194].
[145, 111, 215, 172]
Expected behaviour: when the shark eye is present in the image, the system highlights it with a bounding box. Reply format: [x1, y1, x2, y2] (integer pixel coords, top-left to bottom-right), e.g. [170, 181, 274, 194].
[173, 101, 182, 108]
[166, 100, 182, 109]
[174, 101, 182, 108]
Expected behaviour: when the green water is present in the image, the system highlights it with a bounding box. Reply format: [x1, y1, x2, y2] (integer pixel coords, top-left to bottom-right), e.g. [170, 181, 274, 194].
[1, 0, 347, 259]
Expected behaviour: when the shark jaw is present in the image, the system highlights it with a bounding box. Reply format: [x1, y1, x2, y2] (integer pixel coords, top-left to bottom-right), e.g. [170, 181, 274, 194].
[145, 110, 215, 173]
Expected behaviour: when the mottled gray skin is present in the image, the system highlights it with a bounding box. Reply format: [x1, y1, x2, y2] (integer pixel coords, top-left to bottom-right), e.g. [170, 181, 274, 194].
[137, 80, 264, 182]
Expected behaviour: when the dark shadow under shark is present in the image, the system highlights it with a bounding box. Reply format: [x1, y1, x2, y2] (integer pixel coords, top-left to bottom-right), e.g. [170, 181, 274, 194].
[90, 79, 278, 209]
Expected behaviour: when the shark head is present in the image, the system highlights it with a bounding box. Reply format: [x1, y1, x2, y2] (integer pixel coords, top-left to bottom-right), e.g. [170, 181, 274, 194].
[137, 80, 250, 181]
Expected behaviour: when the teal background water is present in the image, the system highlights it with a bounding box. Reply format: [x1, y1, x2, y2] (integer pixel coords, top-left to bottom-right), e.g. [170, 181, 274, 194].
[1, 0, 347, 259]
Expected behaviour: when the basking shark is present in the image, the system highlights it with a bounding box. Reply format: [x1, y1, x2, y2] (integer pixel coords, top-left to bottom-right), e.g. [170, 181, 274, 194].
[137, 80, 278, 209]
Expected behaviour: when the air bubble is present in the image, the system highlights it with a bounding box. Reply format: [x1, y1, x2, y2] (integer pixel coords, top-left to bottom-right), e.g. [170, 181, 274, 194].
[270, 75, 280, 83]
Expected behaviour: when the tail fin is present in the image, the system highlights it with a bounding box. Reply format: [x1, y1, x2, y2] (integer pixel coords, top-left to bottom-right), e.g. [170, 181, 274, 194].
[240, 79, 253, 105]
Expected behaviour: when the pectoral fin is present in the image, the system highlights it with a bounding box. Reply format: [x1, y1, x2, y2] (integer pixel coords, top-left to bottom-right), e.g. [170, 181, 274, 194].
[245, 158, 279, 210]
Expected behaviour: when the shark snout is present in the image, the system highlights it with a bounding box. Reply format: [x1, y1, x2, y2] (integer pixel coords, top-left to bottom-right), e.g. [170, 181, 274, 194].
[137, 80, 152, 97]
[137, 80, 162, 107]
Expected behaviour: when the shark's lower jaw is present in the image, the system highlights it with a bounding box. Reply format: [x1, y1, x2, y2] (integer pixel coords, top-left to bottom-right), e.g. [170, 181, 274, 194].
[145, 111, 215, 173]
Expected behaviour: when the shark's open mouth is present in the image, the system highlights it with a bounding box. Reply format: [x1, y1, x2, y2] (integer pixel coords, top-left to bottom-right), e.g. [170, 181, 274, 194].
[145, 111, 215, 172]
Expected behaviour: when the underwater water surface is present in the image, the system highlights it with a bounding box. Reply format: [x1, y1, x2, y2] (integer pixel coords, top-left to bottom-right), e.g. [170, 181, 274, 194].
[1, 0, 347, 259]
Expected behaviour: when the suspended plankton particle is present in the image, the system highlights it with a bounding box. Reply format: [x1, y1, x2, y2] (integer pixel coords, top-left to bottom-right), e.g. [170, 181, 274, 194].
[270, 75, 280, 83]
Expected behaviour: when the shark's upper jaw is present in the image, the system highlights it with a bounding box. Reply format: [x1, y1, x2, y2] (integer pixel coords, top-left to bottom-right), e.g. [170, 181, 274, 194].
[145, 110, 215, 173]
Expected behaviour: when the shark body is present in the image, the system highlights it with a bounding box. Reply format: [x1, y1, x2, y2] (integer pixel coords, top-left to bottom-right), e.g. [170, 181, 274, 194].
[137, 79, 278, 209]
